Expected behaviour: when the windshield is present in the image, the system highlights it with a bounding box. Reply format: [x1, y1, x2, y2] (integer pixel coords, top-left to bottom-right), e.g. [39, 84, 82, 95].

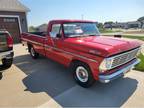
[63, 22, 100, 37]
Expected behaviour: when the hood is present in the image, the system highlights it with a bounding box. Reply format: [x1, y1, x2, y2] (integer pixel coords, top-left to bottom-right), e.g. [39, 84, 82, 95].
[64, 36, 141, 57]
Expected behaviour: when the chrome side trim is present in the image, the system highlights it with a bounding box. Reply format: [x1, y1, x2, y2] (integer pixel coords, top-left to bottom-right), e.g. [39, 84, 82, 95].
[99, 59, 140, 83]
[22, 38, 44, 46]
[22, 38, 97, 63]
[44, 45, 97, 63]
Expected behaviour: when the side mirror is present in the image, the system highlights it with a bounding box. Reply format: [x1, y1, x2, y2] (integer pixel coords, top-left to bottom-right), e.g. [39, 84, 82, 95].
[114, 35, 122, 38]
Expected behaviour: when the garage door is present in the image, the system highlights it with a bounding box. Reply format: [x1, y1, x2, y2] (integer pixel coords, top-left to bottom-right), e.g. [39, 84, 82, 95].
[0, 17, 20, 43]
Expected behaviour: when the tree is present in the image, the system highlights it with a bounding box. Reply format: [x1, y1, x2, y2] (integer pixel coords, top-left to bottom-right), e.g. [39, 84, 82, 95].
[29, 26, 38, 32]
[97, 23, 103, 29]
[137, 16, 144, 28]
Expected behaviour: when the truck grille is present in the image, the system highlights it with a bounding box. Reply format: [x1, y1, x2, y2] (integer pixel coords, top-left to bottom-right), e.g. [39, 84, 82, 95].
[111, 48, 140, 69]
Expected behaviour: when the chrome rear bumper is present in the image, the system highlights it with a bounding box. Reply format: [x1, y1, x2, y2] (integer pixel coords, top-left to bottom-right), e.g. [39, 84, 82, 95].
[0, 50, 14, 59]
[99, 59, 140, 83]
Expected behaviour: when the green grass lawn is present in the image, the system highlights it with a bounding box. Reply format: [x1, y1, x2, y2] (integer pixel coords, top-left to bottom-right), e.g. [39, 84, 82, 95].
[135, 53, 144, 71]
[123, 35, 144, 41]
[99, 29, 122, 33]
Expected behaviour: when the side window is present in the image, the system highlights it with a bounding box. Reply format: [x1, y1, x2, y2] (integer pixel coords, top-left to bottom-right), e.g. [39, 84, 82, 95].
[50, 24, 61, 38]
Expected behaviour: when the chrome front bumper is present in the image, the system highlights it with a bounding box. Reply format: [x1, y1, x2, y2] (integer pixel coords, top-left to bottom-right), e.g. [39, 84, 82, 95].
[99, 59, 140, 83]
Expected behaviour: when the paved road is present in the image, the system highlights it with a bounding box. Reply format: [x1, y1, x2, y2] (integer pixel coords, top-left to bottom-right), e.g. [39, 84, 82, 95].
[0, 44, 144, 107]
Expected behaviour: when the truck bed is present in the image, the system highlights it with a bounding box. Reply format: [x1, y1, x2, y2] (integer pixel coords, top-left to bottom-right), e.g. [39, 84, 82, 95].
[21, 32, 46, 55]
[21, 32, 46, 42]
[23, 32, 46, 37]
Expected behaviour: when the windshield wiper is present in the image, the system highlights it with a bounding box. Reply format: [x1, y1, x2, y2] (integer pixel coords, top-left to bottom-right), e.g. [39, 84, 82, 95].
[88, 34, 101, 36]
[69, 35, 87, 38]
[88, 34, 96, 36]
[69, 34, 99, 38]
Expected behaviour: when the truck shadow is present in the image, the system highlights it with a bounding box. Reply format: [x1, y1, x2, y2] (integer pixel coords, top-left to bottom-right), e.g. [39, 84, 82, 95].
[14, 54, 138, 107]
[0, 65, 11, 71]
[0, 63, 12, 80]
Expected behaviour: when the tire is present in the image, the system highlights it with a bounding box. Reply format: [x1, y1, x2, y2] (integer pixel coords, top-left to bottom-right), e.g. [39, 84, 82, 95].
[30, 46, 39, 59]
[72, 62, 95, 88]
[0, 73, 3, 80]
[2, 58, 13, 69]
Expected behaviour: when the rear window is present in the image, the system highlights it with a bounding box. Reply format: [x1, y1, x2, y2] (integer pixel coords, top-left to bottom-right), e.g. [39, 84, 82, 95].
[0, 33, 8, 51]
[0, 33, 7, 42]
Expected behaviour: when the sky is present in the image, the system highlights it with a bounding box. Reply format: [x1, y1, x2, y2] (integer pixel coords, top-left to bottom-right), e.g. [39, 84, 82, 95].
[21, 0, 144, 26]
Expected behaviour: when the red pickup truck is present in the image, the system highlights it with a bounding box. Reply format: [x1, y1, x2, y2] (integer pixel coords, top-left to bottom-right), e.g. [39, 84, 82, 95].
[21, 20, 141, 88]
[0, 30, 13, 79]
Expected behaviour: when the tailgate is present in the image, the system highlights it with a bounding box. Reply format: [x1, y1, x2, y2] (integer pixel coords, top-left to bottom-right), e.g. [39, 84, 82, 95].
[0, 33, 8, 52]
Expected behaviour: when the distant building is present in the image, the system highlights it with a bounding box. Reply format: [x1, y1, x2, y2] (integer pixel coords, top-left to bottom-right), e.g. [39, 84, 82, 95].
[104, 21, 141, 29]
[126, 21, 141, 29]
[103, 22, 113, 28]
[0, 0, 30, 43]
[111, 22, 125, 28]
[37, 24, 47, 32]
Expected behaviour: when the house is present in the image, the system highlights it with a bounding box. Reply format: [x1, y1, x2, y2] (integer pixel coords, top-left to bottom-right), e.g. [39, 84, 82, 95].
[103, 22, 113, 29]
[37, 24, 47, 32]
[104, 21, 141, 29]
[0, 0, 30, 43]
[125, 21, 141, 29]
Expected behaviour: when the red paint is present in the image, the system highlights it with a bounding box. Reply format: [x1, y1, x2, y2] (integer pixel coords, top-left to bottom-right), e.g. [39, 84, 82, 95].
[7, 34, 13, 48]
[21, 20, 141, 81]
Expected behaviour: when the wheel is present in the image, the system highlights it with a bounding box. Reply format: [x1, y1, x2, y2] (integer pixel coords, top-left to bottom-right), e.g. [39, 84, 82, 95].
[30, 46, 39, 59]
[2, 58, 13, 69]
[72, 62, 95, 88]
[0, 73, 3, 80]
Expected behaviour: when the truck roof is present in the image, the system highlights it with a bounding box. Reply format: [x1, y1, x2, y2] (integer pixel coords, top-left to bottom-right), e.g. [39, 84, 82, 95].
[50, 19, 96, 23]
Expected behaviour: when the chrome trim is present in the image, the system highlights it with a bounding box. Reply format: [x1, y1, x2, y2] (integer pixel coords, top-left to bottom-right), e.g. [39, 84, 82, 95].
[22, 38, 44, 46]
[99, 59, 140, 83]
[0, 50, 13, 59]
[22, 38, 97, 63]
[44, 45, 97, 63]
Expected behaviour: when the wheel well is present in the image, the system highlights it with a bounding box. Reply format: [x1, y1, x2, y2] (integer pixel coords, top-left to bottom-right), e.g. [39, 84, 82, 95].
[70, 59, 90, 69]
[27, 43, 32, 52]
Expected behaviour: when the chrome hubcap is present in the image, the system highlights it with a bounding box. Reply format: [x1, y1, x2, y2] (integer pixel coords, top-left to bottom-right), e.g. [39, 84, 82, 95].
[76, 66, 88, 83]
[31, 47, 35, 57]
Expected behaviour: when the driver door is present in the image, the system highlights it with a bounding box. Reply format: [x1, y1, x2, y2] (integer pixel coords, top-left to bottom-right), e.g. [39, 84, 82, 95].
[45, 23, 68, 64]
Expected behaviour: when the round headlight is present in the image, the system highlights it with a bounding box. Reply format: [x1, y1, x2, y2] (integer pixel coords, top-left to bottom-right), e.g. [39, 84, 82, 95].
[99, 58, 113, 73]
